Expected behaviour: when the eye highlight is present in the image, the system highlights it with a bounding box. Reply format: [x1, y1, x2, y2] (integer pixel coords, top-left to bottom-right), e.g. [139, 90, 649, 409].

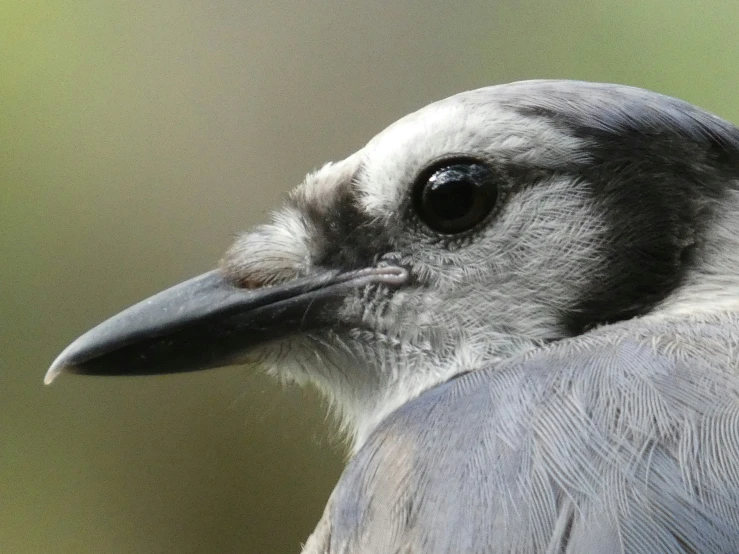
[412, 161, 498, 234]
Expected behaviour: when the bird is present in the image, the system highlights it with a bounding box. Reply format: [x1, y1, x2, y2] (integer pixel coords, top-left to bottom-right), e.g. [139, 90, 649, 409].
[47, 80, 739, 553]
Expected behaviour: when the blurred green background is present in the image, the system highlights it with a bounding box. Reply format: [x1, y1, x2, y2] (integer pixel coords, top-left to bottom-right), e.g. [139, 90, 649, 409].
[2, 1, 739, 552]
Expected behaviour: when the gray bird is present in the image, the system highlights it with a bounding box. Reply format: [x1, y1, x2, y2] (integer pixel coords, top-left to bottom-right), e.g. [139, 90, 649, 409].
[47, 80, 739, 553]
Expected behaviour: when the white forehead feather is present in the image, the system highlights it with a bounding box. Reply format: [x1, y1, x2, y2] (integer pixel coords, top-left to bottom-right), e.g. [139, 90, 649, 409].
[294, 152, 363, 209]
[356, 89, 589, 219]
[294, 86, 589, 220]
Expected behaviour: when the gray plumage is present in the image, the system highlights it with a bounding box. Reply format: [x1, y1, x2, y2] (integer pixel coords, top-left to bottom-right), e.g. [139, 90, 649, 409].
[306, 314, 739, 553]
[48, 80, 739, 553]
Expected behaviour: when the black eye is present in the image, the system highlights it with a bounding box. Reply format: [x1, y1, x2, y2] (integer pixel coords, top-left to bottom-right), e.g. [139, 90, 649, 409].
[413, 161, 498, 234]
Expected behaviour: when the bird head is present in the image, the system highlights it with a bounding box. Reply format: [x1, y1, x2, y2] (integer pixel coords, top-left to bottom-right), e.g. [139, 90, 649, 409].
[47, 80, 739, 448]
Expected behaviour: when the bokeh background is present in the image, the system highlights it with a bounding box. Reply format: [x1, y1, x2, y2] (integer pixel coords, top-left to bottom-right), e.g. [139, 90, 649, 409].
[3, 1, 739, 552]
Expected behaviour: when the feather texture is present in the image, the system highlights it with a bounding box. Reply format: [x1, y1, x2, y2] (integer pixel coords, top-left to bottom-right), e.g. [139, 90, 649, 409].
[305, 312, 739, 553]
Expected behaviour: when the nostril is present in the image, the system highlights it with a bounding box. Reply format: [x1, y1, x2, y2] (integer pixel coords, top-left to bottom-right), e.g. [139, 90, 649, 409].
[219, 221, 311, 290]
[233, 275, 271, 290]
[219, 260, 303, 291]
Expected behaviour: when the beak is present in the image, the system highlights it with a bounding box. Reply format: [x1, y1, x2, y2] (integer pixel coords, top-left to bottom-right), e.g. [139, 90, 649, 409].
[45, 266, 407, 384]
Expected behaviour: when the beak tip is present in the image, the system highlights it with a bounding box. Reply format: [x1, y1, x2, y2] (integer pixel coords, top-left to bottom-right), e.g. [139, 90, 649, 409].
[44, 362, 64, 385]
[44, 360, 64, 385]
[45, 343, 79, 385]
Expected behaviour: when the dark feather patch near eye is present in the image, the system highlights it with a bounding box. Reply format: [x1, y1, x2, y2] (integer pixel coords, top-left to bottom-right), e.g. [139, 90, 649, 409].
[304, 182, 394, 272]
[505, 82, 739, 334]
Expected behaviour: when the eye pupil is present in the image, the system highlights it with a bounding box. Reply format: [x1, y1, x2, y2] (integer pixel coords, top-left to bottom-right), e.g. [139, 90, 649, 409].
[426, 177, 476, 221]
[414, 161, 498, 234]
